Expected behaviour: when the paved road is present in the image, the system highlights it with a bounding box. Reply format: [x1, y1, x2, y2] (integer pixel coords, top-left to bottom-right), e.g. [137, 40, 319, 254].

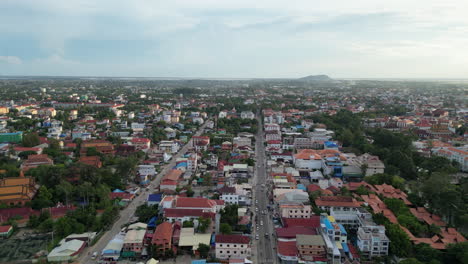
[252, 113, 278, 264]
[78, 121, 210, 264]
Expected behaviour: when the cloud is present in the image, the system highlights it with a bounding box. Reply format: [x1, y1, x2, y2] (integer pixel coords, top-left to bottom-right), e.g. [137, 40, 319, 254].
[1, 0, 468, 77]
[0, 56, 22, 64]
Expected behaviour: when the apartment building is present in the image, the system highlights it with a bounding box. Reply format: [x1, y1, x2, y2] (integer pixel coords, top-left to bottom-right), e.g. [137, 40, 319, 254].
[279, 204, 312, 218]
[215, 234, 251, 260]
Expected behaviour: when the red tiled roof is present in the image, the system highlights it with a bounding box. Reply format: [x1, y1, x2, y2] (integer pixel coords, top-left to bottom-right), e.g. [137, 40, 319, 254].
[283, 216, 320, 228]
[215, 234, 250, 244]
[275, 227, 317, 238]
[175, 197, 216, 209]
[315, 196, 360, 207]
[0, 225, 12, 233]
[164, 208, 215, 219]
[277, 241, 298, 257]
[152, 222, 173, 244]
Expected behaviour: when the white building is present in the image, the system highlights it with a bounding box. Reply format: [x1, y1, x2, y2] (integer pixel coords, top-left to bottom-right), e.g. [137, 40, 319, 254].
[215, 234, 251, 260]
[131, 122, 145, 132]
[279, 204, 312, 218]
[432, 147, 468, 172]
[240, 111, 255, 120]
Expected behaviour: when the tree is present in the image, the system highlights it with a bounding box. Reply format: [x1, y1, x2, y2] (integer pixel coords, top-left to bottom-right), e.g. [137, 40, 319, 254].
[413, 243, 441, 263]
[220, 223, 232, 234]
[198, 217, 211, 233]
[355, 185, 369, 195]
[386, 224, 412, 257]
[198, 243, 210, 258]
[183, 220, 194, 228]
[22, 133, 40, 147]
[399, 258, 424, 264]
[32, 186, 54, 209]
[18, 150, 37, 159]
[135, 204, 159, 223]
[444, 242, 468, 264]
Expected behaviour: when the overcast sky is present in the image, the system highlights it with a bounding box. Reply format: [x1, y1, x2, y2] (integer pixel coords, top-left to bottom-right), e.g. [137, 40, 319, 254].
[1, 0, 467, 78]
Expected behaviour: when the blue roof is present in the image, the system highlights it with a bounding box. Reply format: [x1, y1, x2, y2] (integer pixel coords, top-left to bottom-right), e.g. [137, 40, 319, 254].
[297, 184, 306, 191]
[147, 216, 158, 228]
[324, 141, 338, 147]
[342, 242, 349, 253]
[323, 218, 333, 230]
[192, 260, 206, 264]
[295, 125, 304, 129]
[113, 189, 125, 193]
[176, 162, 187, 168]
[148, 193, 162, 202]
[339, 224, 347, 235]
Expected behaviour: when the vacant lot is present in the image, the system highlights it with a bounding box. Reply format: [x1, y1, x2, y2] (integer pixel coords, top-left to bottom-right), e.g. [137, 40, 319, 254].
[0, 233, 51, 263]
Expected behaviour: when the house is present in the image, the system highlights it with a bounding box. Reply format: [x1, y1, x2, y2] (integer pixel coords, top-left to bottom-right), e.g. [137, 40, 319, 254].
[21, 154, 54, 171]
[159, 140, 180, 154]
[78, 156, 102, 168]
[47, 239, 86, 262]
[152, 222, 173, 254]
[80, 140, 115, 155]
[240, 111, 255, 120]
[293, 149, 322, 170]
[356, 154, 385, 176]
[147, 194, 163, 206]
[192, 136, 210, 152]
[215, 234, 251, 260]
[131, 138, 151, 151]
[122, 223, 147, 258]
[0, 225, 13, 238]
[233, 137, 251, 148]
[160, 169, 183, 191]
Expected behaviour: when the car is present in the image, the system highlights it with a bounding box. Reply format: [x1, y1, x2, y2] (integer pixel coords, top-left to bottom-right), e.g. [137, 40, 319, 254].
[255, 235, 259, 240]
[260, 221, 264, 226]
[91, 252, 98, 260]
[255, 200, 258, 204]
[255, 207, 258, 211]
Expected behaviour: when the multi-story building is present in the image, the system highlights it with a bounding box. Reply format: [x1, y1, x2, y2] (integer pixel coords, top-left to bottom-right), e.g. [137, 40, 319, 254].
[279, 204, 312, 218]
[432, 147, 468, 172]
[296, 234, 327, 262]
[314, 196, 360, 213]
[159, 140, 179, 154]
[151, 222, 173, 254]
[122, 223, 147, 258]
[240, 111, 255, 119]
[356, 218, 390, 258]
[215, 234, 251, 260]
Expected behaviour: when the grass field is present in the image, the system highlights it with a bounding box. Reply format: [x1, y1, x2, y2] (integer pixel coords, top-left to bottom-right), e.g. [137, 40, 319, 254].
[0, 233, 51, 263]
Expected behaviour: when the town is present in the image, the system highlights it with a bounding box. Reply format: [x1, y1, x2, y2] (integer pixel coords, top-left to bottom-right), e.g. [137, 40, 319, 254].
[0, 77, 466, 264]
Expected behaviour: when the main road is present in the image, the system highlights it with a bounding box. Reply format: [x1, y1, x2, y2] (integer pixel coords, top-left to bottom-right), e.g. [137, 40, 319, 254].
[252, 112, 278, 264]
[78, 120, 211, 264]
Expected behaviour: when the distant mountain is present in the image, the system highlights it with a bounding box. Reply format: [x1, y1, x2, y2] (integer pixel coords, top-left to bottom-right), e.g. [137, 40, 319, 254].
[298, 75, 333, 81]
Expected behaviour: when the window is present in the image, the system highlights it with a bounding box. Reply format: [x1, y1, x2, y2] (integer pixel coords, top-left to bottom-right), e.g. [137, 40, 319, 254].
[219, 244, 223, 247]
[220, 251, 223, 253]
[234, 245, 237, 247]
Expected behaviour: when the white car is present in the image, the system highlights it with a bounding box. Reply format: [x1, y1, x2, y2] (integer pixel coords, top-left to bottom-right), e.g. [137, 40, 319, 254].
[260, 221, 264, 226]
[255, 234, 259, 240]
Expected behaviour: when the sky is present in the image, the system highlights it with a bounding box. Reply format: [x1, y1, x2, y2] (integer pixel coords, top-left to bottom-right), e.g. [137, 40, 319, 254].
[1, 0, 468, 78]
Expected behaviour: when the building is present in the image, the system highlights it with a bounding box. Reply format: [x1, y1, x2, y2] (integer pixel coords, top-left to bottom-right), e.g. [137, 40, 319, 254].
[0, 225, 13, 238]
[279, 204, 312, 219]
[356, 154, 385, 176]
[21, 154, 54, 171]
[122, 223, 147, 258]
[219, 186, 241, 205]
[152, 222, 173, 253]
[164, 208, 215, 225]
[315, 196, 360, 212]
[0, 132, 23, 143]
[356, 218, 390, 258]
[0, 106, 9, 115]
[240, 111, 255, 120]
[174, 197, 218, 213]
[0, 175, 37, 206]
[159, 140, 180, 154]
[296, 234, 327, 262]
[131, 138, 151, 151]
[101, 234, 124, 262]
[432, 147, 468, 172]
[47, 239, 86, 262]
[178, 227, 212, 253]
[233, 137, 252, 148]
[81, 140, 115, 155]
[78, 156, 102, 168]
[215, 234, 251, 260]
